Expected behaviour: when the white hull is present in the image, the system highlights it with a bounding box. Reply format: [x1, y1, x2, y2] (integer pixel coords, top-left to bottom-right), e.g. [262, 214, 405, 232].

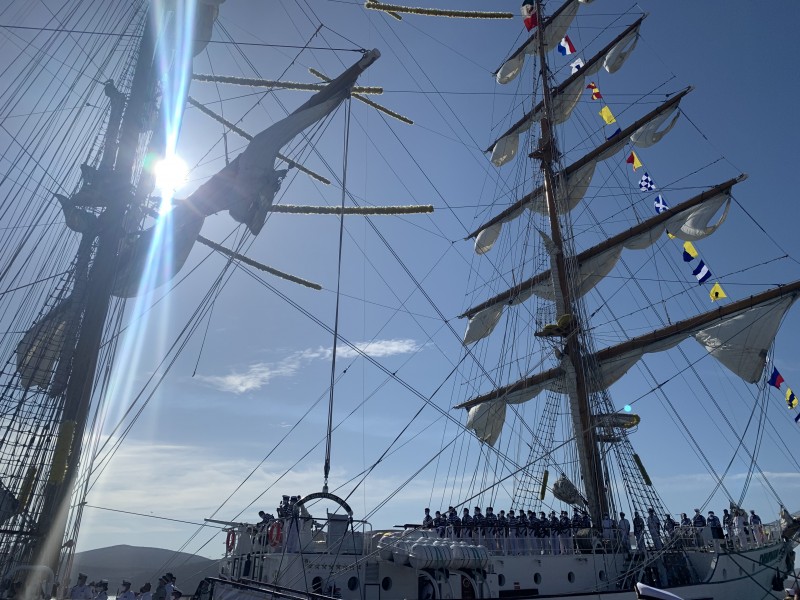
[213, 524, 793, 600]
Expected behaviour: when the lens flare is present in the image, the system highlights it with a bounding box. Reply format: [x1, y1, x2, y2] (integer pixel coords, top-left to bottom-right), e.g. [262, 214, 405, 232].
[154, 154, 188, 196]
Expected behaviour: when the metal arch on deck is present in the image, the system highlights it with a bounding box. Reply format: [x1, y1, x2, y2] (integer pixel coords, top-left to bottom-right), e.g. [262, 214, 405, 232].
[295, 492, 353, 518]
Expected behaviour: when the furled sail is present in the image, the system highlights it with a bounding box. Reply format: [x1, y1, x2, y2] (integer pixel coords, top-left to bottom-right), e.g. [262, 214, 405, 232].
[466, 401, 506, 445]
[496, 0, 592, 85]
[461, 177, 742, 344]
[552, 474, 586, 505]
[458, 280, 800, 440]
[110, 51, 382, 297]
[192, 0, 226, 57]
[489, 18, 644, 167]
[15, 299, 72, 390]
[183, 49, 380, 235]
[111, 207, 205, 298]
[470, 88, 691, 255]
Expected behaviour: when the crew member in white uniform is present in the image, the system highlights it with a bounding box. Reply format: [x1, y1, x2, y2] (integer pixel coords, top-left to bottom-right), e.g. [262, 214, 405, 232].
[93, 581, 108, 600]
[786, 573, 800, 600]
[70, 573, 92, 600]
[750, 510, 764, 545]
[153, 576, 167, 600]
[647, 508, 662, 551]
[617, 512, 631, 553]
[734, 510, 748, 549]
[139, 583, 153, 600]
[164, 574, 175, 600]
[117, 580, 136, 600]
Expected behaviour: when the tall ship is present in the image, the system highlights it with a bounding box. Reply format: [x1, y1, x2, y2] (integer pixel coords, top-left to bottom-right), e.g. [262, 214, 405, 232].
[0, 1, 797, 600]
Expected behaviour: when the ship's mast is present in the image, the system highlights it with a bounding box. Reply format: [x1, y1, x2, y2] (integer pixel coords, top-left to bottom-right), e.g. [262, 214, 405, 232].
[35, 6, 159, 576]
[533, 0, 608, 524]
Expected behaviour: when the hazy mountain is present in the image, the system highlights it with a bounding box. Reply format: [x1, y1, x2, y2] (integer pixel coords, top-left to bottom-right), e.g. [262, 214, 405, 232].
[71, 545, 219, 594]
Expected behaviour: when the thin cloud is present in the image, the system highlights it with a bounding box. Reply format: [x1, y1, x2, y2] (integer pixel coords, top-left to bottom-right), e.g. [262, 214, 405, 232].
[337, 338, 421, 359]
[198, 339, 421, 394]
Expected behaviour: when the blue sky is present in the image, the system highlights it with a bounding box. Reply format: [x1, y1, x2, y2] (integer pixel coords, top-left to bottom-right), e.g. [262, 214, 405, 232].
[2, 0, 799, 561]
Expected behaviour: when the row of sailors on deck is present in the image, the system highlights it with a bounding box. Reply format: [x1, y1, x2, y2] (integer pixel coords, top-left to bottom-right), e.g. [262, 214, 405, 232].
[70, 573, 181, 600]
[422, 506, 765, 554]
[421, 506, 593, 553]
[422, 506, 592, 537]
[597, 507, 764, 553]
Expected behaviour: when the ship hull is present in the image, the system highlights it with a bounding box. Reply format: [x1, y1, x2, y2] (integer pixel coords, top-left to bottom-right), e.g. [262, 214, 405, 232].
[214, 526, 792, 600]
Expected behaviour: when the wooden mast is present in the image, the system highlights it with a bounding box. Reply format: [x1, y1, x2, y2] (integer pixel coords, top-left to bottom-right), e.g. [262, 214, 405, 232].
[534, 0, 608, 524]
[35, 5, 159, 578]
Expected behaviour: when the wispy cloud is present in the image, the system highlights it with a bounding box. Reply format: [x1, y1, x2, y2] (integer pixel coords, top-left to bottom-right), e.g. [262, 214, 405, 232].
[337, 338, 421, 359]
[197, 339, 421, 394]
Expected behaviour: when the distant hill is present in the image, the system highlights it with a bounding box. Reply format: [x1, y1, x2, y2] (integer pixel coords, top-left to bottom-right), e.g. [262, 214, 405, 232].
[71, 545, 219, 594]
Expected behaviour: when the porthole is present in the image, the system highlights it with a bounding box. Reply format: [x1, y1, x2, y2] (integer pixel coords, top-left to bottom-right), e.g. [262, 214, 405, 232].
[347, 577, 359, 591]
[498, 574, 506, 587]
[533, 573, 541, 585]
[312, 577, 323, 593]
[382, 577, 392, 591]
[599, 571, 606, 582]
[568, 572, 575, 583]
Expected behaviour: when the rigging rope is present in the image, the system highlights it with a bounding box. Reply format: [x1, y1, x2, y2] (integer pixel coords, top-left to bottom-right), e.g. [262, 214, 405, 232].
[324, 100, 352, 491]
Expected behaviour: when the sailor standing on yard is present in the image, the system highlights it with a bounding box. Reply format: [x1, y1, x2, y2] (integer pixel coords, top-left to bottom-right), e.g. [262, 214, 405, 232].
[70, 573, 92, 600]
[117, 580, 135, 600]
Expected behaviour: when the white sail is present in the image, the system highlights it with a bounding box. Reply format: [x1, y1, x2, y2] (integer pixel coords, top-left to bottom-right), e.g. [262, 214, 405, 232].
[462, 183, 737, 344]
[475, 92, 689, 254]
[111, 210, 205, 298]
[490, 20, 643, 167]
[629, 104, 681, 148]
[496, 0, 583, 85]
[463, 290, 800, 440]
[603, 22, 640, 73]
[462, 303, 504, 345]
[15, 301, 71, 390]
[466, 401, 506, 445]
[185, 50, 380, 235]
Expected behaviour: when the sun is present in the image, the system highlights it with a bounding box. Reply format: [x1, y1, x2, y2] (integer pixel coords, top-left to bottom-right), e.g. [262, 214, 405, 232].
[153, 154, 188, 198]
